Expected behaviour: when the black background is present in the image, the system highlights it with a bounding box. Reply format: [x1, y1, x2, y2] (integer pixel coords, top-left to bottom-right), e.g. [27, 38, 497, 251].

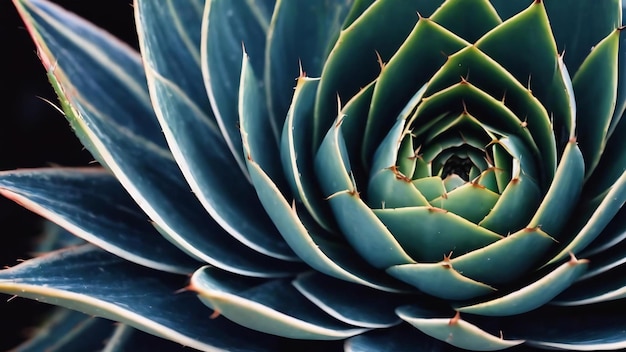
[1, 1, 136, 349]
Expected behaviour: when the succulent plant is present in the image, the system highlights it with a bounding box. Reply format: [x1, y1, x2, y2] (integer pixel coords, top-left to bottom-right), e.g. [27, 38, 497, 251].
[2, 0, 626, 350]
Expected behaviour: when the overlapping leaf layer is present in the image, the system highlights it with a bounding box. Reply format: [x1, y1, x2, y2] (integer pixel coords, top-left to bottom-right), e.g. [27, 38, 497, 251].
[2, 0, 626, 351]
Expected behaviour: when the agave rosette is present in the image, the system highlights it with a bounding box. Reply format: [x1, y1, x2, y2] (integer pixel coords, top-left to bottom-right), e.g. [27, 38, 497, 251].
[2, 0, 626, 351]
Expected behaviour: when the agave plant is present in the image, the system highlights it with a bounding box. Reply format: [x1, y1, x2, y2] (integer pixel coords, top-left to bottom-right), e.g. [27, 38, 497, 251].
[2, 0, 626, 350]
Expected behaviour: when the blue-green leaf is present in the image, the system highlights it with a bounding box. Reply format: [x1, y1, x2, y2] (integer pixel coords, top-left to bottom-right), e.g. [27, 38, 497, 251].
[191, 266, 368, 340]
[202, 0, 275, 173]
[135, 0, 296, 261]
[0, 245, 288, 352]
[0, 168, 198, 274]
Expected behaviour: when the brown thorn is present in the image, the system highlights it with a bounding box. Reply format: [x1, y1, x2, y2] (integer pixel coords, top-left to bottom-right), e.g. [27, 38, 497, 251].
[520, 116, 528, 128]
[388, 165, 412, 182]
[210, 310, 221, 319]
[375, 50, 386, 71]
[297, 59, 306, 79]
[449, 311, 461, 325]
[174, 285, 192, 294]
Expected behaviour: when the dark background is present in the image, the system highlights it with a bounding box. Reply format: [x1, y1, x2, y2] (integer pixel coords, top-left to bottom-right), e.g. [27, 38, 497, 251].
[1, 1, 136, 349]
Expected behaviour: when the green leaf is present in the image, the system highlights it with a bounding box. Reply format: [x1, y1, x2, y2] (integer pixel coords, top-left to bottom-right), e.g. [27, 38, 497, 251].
[572, 29, 621, 178]
[315, 117, 414, 269]
[476, 1, 572, 149]
[374, 207, 502, 263]
[363, 18, 468, 162]
[429, 183, 499, 224]
[544, 0, 622, 75]
[450, 227, 557, 285]
[314, 0, 429, 149]
[387, 262, 496, 300]
[456, 256, 588, 316]
[425, 45, 556, 184]
[430, 0, 501, 43]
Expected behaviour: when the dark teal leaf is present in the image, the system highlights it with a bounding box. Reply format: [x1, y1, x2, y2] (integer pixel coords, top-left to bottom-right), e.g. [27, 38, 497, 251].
[0, 168, 198, 274]
[476, 1, 573, 149]
[553, 252, 626, 306]
[16, 0, 295, 277]
[345, 324, 451, 352]
[265, 0, 354, 127]
[137, 0, 297, 262]
[11, 309, 115, 352]
[314, 0, 427, 149]
[201, 0, 276, 173]
[397, 306, 525, 350]
[430, 0, 501, 43]
[293, 272, 406, 328]
[503, 302, 626, 350]
[0, 245, 288, 352]
[191, 266, 367, 340]
[547, 170, 626, 265]
[572, 29, 621, 178]
[544, 0, 621, 75]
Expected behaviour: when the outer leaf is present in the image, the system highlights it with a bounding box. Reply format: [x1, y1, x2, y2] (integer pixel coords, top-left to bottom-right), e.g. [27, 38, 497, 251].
[345, 324, 450, 352]
[293, 272, 406, 328]
[544, 0, 622, 75]
[136, 0, 296, 261]
[503, 302, 626, 351]
[265, 0, 354, 126]
[201, 0, 275, 174]
[0, 168, 198, 274]
[397, 306, 524, 351]
[15, 0, 295, 277]
[0, 245, 288, 352]
[191, 267, 368, 340]
[10, 309, 115, 352]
